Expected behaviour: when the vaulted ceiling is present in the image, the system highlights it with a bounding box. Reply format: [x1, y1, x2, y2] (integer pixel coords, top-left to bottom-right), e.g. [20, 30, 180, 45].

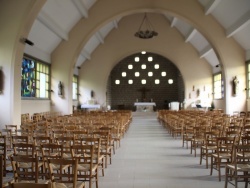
[25, 0, 250, 73]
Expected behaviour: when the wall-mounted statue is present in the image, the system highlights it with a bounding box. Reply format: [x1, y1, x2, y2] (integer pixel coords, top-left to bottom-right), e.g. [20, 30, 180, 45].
[233, 76, 239, 96]
[58, 81, 63, 96]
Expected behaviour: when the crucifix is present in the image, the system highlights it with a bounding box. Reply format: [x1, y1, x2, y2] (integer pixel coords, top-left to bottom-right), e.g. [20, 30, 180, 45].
[138, 87, 150, 102]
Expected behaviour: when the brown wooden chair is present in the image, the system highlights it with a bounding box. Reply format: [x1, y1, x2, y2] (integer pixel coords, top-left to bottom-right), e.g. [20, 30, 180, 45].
[48, 158, 84, 188]
[0, 155, 14, 188]
[11, 155, 46, 184]
[210, 136, 236, 181]
[200, 131, 220, 168]
[225, 144, 250, 188]
[71, 144, 98, 188]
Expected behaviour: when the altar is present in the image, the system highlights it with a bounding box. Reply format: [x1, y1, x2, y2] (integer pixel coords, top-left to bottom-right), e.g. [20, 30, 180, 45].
[134, 102, 156, 112]
[81, 104, 101, 110]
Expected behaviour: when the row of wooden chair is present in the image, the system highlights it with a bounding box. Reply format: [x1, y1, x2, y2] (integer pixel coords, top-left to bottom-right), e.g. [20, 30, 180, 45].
[158, 109, 250, 187]
[1, 110, 133, 188]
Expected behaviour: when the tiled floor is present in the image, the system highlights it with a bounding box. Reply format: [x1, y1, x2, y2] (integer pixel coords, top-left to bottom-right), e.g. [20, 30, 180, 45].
[97, 112, 239, 188]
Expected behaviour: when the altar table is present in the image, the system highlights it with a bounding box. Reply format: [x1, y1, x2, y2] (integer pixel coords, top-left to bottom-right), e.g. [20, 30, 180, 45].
[134, 102, 156, 112]
[81, 104, 101, 110]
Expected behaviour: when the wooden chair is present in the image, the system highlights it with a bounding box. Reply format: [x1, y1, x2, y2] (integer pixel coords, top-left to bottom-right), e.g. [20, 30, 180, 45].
[48, 158, 84, 188]
[0, 135, 13, 175]
[56, 136, 74, 159]
[81, 137, 105, 177]
[210, 136, 236, 181]
[200, 131, 220, 168]
[71, 144, 98, 188]
[41, 143, 64, 178]
[225, 144, 250, 188]
[0, 155, 14, 188]
[11, 155, 46, 183]
[190, 126, 206, 157]
[12, 136, 29, 145]
[93, 131, 112, 168]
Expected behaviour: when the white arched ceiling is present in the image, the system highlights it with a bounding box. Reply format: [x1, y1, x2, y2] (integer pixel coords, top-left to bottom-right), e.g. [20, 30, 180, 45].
[24, 0, 250, 73]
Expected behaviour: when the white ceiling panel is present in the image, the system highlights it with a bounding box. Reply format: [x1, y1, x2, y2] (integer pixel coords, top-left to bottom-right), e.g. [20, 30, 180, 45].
[84, 35, 101, 54]
[232, 24, 250, 50]
[28, 19, 62, 55]
[99, 21, 117, 38]
[204, 50, 220, 67]
[174, 18, 193, 36]
[210, 0, 250, 29]
[188, 31, 210, 51]
[41, 0, 82, 33]
[76, 55, 86, 67]
[82, 0, 97, 9]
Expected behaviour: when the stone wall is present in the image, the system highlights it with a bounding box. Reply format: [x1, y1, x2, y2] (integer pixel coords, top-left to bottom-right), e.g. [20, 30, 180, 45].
[108, 52, 184, 111]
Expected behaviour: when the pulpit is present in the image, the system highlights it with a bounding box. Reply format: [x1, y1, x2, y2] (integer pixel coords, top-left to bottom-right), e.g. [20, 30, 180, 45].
[134, 102, 156, 112]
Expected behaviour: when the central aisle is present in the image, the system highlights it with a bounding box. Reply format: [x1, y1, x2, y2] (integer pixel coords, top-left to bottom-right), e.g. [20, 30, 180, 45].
[98, 112, 226, 188]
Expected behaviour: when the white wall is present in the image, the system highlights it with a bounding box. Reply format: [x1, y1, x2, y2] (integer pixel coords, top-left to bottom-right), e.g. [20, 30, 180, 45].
[21, 100, 51, 115]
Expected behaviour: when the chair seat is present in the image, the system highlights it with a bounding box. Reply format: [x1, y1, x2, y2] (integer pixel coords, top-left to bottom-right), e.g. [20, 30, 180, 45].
[213, 153, 231, 158]
[227, 164, 250, 171]
[2, 177, 14, 187]
[52, 182, 84, 188]
[18, 161, 43, 169]
[50, 163, 69, 171]
[77, 164, 98, 172]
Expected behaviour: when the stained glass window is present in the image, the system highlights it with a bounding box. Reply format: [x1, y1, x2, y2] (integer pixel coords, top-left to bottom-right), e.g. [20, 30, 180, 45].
[21, 55, 50, 99]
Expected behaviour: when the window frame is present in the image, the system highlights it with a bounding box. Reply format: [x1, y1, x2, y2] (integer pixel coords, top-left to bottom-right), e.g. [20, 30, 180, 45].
[213, 72, 224, 100]
[72, 75, 78, 101]
[21, 54, 51, 100]
[246, 60, 250, 98]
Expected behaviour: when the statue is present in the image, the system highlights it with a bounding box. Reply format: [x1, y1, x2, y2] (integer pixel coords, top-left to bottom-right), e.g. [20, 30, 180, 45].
[58, 81, 63, 96]
[233, 76, 239, 96]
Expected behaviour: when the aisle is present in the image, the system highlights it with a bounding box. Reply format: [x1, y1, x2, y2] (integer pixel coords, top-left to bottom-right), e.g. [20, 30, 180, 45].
[98, 112, 226, 188]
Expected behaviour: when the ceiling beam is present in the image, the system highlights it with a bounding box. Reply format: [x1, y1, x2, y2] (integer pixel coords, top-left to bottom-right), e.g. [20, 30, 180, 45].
[226, 10, 250, 38]
[170, 17, 178, 28]
[199, 45, 213, 58]
[72, 0, 88, 18]
[80, 49, 91, 60]
[95, 32, 104, 44]
[204, 0, 221, 15]
[37, 11, 68, 41]
[185, 29, 197, 43]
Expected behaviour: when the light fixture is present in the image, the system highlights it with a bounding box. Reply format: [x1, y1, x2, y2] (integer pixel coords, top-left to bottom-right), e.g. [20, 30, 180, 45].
[141, 79, 146, 84]
[148, 72, 153, 77]
[128, 64, 133, 69]
[141, 64, 146, 69]
[122, 72, 126, 77]
[135, 57, 140, 62]
[128, 80, 133, 84]
[148, 57, 153, 62]
[135, 13, 158, 39]
[141, 51, 146, 54]
[154, 64, 159, 69]
[155, 79, 160, 84]
[135, 72, 140, 77]
[115, 80, 120, 84]
[161, 72, 166, 76]
[168, 79, 173, 84]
